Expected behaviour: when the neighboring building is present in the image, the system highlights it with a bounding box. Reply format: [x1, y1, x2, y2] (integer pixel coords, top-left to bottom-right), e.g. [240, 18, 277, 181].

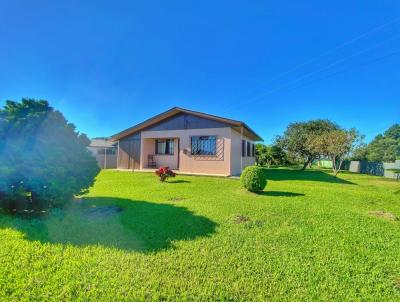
[88, 138, 118, 169]
[110, 107, 262, 176]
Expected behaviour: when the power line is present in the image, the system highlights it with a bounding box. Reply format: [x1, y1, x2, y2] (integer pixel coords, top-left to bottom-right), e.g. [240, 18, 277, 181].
[251, 16, 400, 91]
[226, 33, 400, 112]
[281, 49, 400, 94]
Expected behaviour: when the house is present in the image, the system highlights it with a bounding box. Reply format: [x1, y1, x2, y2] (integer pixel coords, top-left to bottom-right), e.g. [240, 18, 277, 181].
[88, 138, 118, 169]
[110, 107, 263, 176]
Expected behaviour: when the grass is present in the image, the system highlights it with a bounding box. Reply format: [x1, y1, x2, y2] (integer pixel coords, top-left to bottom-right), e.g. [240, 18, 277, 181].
[1, 168, 400, 301]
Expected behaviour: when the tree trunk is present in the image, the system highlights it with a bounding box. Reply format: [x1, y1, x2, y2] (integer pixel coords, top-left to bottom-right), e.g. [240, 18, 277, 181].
[331, 157, 337, 176]
[331, 156, 343, 177]
[301, 157, 313, 170]
[334, 158, 344, 177]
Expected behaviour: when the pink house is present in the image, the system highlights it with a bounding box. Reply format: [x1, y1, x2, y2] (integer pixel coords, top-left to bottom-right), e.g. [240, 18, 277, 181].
[111, 107, 262, 176]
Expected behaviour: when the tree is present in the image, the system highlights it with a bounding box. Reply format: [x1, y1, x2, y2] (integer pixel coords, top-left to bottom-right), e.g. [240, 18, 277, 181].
[312, 129, 358, 176]
[255, 144, 287, 167]
[350, 143, 368, 161]
[367, 124, 400, 162]
[270, 145, 287, 166]
[0, 99, 100, 212]
[276, 119, 340, 170]
[255, 144, 271, 166]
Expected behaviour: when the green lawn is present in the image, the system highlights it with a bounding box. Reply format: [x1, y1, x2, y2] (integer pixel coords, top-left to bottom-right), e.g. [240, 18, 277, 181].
[1, 169, 400, 301]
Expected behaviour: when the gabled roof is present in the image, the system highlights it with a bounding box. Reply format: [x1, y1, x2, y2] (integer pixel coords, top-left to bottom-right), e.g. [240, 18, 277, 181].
[110, 107, 263, 141]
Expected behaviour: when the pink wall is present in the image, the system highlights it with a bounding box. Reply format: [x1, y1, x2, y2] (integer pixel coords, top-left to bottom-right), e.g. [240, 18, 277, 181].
[140, 127, 256, 176]
[230, 129, 256, 175]
[141, 128, 231, 175]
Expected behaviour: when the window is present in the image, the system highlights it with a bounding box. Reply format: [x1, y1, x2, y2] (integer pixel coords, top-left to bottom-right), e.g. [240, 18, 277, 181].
[252, 144, 255, 157]
[191, 136, 216, 155]
[242, 140, 245, 157]
[97, 148, 116, 155]
[247, 142, 251, 157]
[155, 139, 174, 155]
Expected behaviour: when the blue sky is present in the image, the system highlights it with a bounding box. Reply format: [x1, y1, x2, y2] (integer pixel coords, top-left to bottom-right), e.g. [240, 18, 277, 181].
[0, 0, 399, 143]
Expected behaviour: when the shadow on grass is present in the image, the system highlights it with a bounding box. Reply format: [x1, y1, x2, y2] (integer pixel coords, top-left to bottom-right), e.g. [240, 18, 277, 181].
[263, 168, 355, 185]
[0, 197, 217, 252]
[167, 180, 191, 184]
[258, 191, 305, 197]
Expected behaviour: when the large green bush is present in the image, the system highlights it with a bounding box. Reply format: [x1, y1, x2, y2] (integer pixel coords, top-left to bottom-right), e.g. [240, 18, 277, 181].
[0, 99, 100, 213]
[240, 166, 267, 192]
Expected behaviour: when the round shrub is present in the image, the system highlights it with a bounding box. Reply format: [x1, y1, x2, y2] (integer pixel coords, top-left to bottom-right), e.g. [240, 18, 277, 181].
[240, 166, 267, 192]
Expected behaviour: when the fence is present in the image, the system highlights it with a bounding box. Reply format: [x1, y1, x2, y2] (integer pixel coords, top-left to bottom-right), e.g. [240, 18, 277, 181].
[349, 160, 400, 179]
[87, 146, 118, 169]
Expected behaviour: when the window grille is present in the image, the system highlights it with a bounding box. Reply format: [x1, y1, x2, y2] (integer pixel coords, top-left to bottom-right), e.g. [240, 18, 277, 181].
[191, 136, 217, 155]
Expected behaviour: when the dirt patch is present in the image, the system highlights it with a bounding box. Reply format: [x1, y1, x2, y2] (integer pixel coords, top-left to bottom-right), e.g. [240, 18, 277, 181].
[394, 278, 400, 290]
[233, 214, 251, 224]
[369, 211, 398, 221]
[84, 206, 123, 219]
[168, 197, 185, 202]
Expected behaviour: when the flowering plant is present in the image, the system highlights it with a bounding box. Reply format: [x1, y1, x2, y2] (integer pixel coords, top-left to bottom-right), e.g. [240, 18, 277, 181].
[155, 166, 176, 182]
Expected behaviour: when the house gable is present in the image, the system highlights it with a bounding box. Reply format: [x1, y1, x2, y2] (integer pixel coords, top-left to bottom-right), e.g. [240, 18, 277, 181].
[111, 107, 262, 142]
[143, 112, 230, 132]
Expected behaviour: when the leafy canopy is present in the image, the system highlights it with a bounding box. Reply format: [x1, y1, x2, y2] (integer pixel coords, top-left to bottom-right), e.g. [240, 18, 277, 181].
[255, 144, 287, 167]
[276, 119, 340, 169]
[311, 129, 358, 176]
[0, 99, 100, 212]
[366, 124, 400, 162]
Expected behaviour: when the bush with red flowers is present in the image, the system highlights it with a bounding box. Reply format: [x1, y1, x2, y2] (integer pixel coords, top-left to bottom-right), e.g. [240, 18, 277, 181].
[155, 166, 176, 182]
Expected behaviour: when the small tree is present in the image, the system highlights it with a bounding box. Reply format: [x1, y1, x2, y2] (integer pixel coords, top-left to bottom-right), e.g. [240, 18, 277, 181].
[313, 129, 358, 176]
[276, 119, 340, 170]
[255, 144, 287, 167]
[255, 144, 273, 167]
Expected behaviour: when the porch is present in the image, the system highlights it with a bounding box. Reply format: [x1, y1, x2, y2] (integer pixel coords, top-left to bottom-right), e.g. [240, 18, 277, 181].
[141, 137, 180, 170]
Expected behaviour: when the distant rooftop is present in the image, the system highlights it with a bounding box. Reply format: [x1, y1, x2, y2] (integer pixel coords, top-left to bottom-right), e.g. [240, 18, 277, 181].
[90, 138, 117, 148]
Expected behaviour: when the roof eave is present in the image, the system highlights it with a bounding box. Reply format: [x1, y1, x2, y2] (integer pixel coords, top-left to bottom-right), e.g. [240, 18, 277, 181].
[110, 107, 263, 142]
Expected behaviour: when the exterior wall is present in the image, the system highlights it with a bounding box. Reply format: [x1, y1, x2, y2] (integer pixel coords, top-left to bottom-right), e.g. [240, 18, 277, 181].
[230, 129, 256, 176]
[117, 112, 259, 175]
[142, 138, 179, 169]
[141, 128, 232, 176]
[118, 133, 141, 169]
[87, 147, 117, 169]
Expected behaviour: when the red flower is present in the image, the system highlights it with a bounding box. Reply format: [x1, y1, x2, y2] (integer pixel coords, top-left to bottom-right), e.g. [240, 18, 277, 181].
[155, 166, 176, 181]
